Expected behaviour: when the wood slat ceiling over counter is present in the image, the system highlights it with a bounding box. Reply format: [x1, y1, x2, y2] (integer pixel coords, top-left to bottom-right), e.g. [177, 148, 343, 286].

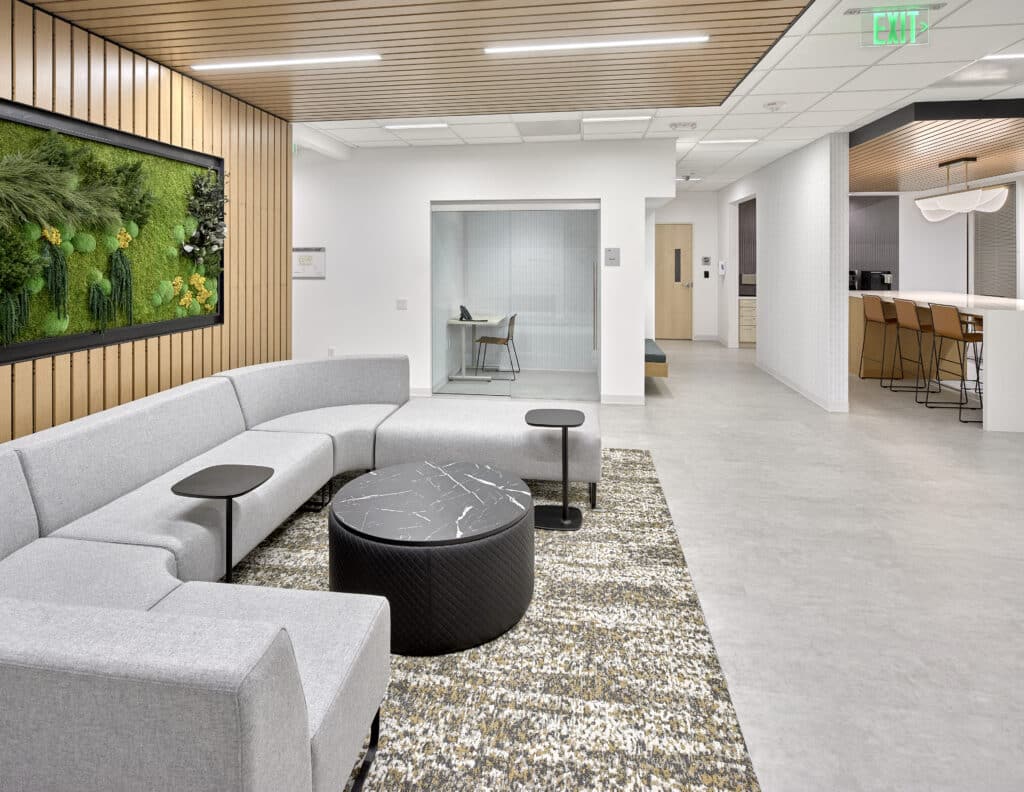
[850, 117, 1024, 193]
[30, 0, 811, 121]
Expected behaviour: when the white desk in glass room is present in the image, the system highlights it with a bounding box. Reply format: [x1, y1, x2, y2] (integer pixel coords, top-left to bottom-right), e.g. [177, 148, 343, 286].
[447, 315, 507, 382]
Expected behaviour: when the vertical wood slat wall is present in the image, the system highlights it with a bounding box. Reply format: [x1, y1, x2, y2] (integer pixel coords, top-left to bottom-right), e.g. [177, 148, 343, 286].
[0, 0, 292, 442]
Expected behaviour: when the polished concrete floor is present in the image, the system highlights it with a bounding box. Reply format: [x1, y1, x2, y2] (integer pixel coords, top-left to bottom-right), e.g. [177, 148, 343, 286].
[600, 341, 1024, 792]
[435, 368, 599, 401]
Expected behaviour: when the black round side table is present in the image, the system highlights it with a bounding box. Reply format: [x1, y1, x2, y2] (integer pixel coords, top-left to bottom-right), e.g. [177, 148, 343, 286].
[171, 464, 274, 583]
[525, 408, 585, 531]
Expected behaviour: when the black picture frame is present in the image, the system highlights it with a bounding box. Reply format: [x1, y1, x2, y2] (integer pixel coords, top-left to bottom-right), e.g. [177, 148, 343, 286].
[0, 97, 226, 365]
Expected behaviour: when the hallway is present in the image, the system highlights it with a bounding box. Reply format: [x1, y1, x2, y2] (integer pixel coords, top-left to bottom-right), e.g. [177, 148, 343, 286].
[601, 341, 1024, 792]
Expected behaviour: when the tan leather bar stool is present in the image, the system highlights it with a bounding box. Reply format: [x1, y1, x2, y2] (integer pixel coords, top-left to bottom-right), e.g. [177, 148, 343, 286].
[926, 303, 983, 424]
[889, 298, 940, 402]
[858, 294, 901, 386]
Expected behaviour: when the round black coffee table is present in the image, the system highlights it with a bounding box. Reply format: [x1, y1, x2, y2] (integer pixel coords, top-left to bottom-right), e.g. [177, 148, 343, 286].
[525, 408, 586, 531]
[328, 461, 534, 656]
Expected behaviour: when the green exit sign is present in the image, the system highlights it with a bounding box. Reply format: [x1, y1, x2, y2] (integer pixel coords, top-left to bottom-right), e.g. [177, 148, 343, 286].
[861, 7, 930, 46]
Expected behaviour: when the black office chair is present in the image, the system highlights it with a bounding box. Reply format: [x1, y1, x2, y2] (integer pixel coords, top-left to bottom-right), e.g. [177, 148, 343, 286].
[475, 314, 520, 380]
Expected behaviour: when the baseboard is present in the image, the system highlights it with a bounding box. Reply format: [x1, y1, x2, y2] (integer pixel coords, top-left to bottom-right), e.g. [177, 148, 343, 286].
[756, 361, 849, 413]
[412, 387, 434, 398]
[601, 393, 645, 406]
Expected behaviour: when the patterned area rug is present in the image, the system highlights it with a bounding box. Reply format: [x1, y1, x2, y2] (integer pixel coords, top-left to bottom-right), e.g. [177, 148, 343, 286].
[235, 448, 760, 792]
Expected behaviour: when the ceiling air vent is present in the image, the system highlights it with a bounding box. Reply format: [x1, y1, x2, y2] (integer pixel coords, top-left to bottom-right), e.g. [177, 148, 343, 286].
[515, 120, 582, 137]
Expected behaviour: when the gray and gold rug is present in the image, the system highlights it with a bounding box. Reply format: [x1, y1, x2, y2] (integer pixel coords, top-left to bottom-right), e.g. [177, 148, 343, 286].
[236, 448, 759, 792]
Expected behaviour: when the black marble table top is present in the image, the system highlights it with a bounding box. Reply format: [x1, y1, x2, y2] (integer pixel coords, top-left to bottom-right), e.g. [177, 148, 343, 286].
[331, 462, 532, 546]
[524, 408, 585, 428]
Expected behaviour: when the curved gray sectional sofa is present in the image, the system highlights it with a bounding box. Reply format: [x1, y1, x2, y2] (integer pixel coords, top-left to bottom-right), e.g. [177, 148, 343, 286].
[0, 354, 601, 792]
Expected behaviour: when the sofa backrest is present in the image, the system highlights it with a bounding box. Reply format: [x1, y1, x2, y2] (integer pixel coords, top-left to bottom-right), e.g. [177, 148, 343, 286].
[218, 355, 410, 428]
[0, 450, 38, 561]
[7, 378, 245, 535]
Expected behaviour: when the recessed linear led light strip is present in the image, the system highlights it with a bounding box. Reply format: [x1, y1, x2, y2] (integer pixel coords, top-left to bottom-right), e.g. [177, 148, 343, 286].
[191, 54, 381, 71]
[982, 52, 1024, 60]
[384, 123, 449, 130]
[484, 35, 709, 55]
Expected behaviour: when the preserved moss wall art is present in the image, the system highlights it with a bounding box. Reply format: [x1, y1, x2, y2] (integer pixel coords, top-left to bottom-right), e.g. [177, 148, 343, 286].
[0, 99, 225, 364]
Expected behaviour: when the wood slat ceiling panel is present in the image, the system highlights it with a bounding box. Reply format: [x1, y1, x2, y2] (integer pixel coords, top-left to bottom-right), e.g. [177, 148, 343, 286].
[32, 0, 810, 121]
[850, 118, 1024, 192]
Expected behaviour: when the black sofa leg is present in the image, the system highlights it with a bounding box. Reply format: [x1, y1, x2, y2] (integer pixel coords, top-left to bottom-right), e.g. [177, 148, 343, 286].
[350, 709, 380, 792]
[589, 482, 597, 509]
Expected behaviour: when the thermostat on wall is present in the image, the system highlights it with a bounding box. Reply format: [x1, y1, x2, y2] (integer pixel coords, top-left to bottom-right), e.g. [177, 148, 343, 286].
[604, 248, 620, 267]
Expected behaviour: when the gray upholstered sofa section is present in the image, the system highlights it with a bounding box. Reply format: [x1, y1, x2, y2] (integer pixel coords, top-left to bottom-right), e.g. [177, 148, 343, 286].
[0, 448, 38, 561]
[216, 356, 409, 475]
[0, 597, 314, 792]
[375, 397, 602, 485]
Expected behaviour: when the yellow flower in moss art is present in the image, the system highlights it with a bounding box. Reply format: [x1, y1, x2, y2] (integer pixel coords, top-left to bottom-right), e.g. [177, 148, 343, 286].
[116, 227, 132, 249]
[179, 289, 194, 307]
[172, 276, 184, 296]
[42, 225, 62, 245]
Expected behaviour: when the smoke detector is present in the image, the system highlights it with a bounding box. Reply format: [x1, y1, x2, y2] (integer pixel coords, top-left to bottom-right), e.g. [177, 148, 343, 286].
[676, 175, 702, 183]
[763, 101, 785, 112]
[669, 121, 698, 131]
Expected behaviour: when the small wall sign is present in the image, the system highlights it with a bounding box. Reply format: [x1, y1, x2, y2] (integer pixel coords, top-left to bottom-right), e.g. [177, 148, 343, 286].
[862, 7, 930, 47]
[292, 247, 326, 279]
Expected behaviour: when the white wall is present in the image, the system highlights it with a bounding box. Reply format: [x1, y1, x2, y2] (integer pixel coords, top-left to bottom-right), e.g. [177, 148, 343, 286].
[718, 134, 850, 412]
[653, 194, 720, 341]
[898, 193, 968, 292]
[292, 139, 675, 403]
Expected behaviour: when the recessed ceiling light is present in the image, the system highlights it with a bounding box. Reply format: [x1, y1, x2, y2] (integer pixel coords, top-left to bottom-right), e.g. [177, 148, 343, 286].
[676, 176, 702, 182]
[191, 54, 381, 71]
[981, 53, 1024, 60]
[697, 138, 758, 144]
[484, 35, 709, 55]
[384, 123, 449, 130]
[582, 116, 652, 123]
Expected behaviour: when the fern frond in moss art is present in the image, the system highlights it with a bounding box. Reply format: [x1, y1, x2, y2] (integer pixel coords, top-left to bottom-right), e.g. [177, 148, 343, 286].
[0, 229, 38, 343]
[0, 150, 120, 234]
[0, 287, 30, 345]
[109, 248, 133, 324]
[39, 240, 69, 319]
[181, 169, 226, 273]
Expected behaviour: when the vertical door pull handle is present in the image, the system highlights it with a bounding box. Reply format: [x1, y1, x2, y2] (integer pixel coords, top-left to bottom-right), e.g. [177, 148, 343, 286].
[674, 249, 681, 283]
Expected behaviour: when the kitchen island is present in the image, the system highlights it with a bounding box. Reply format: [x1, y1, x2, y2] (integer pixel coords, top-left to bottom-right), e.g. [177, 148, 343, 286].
[850, 291, 1024, 432]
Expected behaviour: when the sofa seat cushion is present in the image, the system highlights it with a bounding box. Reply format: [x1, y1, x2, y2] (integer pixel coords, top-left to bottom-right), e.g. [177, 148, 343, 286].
[0, 538, 180, 610]
[253, 403, 400, 475]
[53, 430, 333, 583]
[154, 582, 390, 792]
[375, 397, 602, 484]
[0, 450, 38, 561]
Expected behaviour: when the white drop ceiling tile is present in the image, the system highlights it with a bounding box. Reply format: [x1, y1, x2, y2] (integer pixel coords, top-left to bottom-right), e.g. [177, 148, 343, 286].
[657, 106, 728, 117]
[842, 61, 971, 91]
[330, 127, 402, 142]
[391, 127, 461, 142]
[941, 0, 1024, 27]
[905, 85, 1000, 101]
[883, 25, 1024, 64]
[464, 137, 522, 145]
[757, 34, 802, 70]
[406, 139, 464, 146]
[787, 0, 844, 36]
[767, 126, 830, 140]
[811, 89, 914, 111]
[777, 33, 890, 68]
[451, 122, 520, 139]
[646, 129, 691, 138]
[521, 134, 582, 142]
[647, 116, 721, 132]
[701, 129, 774, 140]
[579, 120, 650, 135]
[355, 140, 410, 148]
[583, 132, 645, 140]
[791, 109, 873, 127]
[751, 65, 864, 94]
[714, 112, 797, 129]
[987, 82, 1024, 99]
[443, 114, 512, 125]
[732, 92, 828, 113]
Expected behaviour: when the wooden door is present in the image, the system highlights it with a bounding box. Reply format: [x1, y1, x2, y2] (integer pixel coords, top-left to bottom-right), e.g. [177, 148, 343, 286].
[655, 224, 693, 339]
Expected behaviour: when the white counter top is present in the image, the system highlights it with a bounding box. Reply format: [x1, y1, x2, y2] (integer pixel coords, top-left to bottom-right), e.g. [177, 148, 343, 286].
[852, 290, 1024, 314]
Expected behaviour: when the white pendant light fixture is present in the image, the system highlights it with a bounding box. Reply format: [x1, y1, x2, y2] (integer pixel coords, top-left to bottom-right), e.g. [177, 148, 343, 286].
[915, 157, 1009, 223]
